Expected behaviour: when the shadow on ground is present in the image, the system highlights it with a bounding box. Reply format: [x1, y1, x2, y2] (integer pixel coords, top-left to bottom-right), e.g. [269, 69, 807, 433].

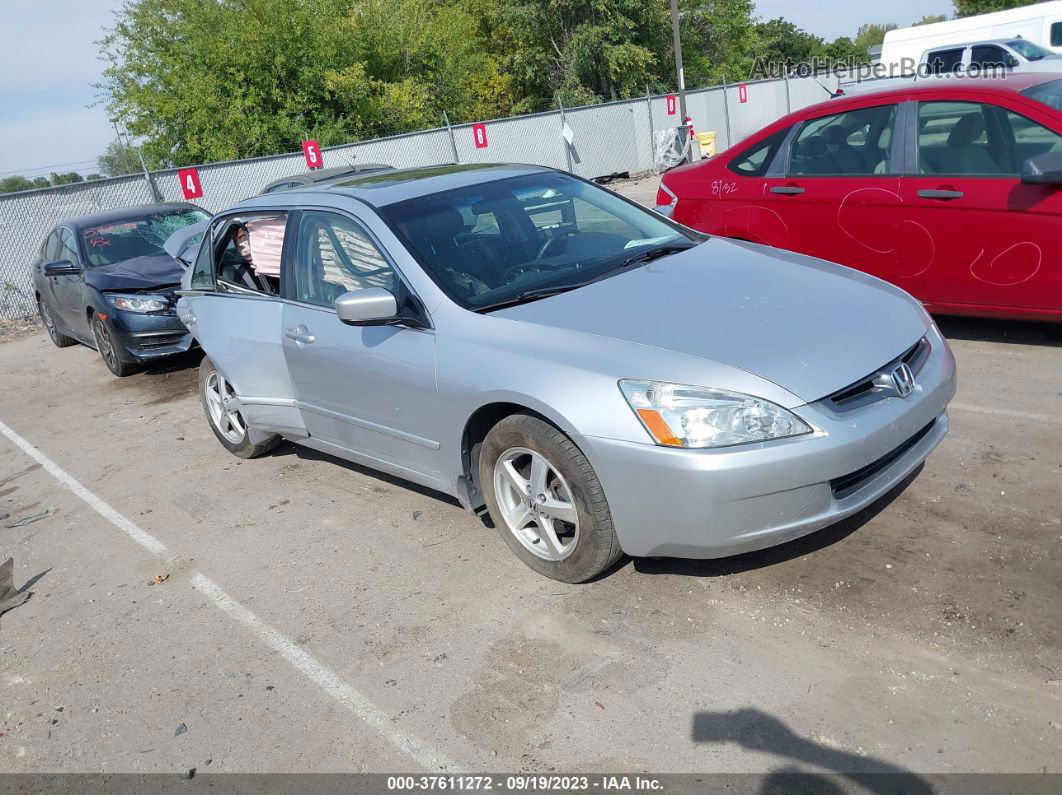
[935, 316, 1061, 347]
[692, 708, 933, 794]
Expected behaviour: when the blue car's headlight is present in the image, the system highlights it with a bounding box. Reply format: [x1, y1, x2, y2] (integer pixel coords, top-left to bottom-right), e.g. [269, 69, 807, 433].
[105, 293, 170, 313]
[619, 379, 812, 448]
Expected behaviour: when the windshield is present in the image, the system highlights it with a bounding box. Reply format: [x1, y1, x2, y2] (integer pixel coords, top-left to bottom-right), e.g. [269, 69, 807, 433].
[379, 172, 697, 311]
[1008, 40, 1052, 60]
[1022, 77, 1062, 111]
[81, 209, 210, 267]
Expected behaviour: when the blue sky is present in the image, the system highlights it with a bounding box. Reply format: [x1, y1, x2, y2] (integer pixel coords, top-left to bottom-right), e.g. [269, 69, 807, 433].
[0, 0, 954, 180]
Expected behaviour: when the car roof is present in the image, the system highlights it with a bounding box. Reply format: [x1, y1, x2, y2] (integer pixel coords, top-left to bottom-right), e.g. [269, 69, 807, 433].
[262, 163, 393, 190]
[248, 163, 555, 209]
[823, 72, 1062, 110]
[927, 38, 1026, 49]
[56, 202, 204, 231]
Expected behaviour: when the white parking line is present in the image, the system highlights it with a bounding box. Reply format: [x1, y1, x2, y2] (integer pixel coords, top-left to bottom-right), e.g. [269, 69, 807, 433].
[951, 403, 1058, 424]
[0, 417, 463, 773]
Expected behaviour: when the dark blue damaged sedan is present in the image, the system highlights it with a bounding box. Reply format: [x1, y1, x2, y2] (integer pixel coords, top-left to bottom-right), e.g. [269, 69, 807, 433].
[31, 203, 209, 376]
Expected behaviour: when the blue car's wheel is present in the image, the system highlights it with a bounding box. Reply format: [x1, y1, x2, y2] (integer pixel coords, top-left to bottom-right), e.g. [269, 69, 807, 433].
[92, 315, 138, 377]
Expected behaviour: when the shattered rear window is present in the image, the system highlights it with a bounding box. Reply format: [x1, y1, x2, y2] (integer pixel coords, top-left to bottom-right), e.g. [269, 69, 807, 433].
[82, 209, 209, 267]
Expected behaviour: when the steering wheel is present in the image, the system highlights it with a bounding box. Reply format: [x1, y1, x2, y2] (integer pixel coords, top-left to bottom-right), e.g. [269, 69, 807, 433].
[533, 230, 576, 261]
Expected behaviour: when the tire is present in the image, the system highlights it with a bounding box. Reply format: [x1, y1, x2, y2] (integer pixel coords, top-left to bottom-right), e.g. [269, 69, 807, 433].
[198, 357, 280, 459]
[479, 413, 622, 582]
[91, 315, 139, 377]
[38, 296, 76, 348]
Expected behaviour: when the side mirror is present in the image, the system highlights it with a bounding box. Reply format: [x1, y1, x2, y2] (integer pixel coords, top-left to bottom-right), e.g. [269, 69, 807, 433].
[43, 259, 82, 277]
[334, 287, 398, 325]
[1021, 151, 1062, 185]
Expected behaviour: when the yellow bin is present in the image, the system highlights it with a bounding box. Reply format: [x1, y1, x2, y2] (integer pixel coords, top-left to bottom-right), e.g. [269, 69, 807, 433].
[696, 131, 717, 158]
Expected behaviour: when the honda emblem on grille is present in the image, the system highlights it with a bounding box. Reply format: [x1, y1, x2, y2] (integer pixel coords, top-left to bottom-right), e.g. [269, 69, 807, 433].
[891, 363, 916, 397]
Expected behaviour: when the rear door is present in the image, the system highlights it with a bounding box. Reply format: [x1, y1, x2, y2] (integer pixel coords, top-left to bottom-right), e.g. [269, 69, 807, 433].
[753, 102, 902, 278]
[898, 97, 1062, 313]
[280, 207, 441, 482]
[177, 212, 306, 438]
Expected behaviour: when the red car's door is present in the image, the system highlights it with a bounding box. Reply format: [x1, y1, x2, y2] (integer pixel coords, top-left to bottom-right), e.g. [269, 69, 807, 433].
[899, 98, 1062, 316]
[750, 102, 902, 280]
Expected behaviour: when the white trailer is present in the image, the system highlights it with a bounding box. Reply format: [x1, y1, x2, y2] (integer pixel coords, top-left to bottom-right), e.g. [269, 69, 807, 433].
[880, 1, 1062, 71]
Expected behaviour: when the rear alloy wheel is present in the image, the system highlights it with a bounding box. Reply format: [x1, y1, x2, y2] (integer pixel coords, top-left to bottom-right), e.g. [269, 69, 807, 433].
[37, 297, 75, 348]
[92, 316, 138, 377]
[198, 357, 279, 459]
[480, 413, 623, 582]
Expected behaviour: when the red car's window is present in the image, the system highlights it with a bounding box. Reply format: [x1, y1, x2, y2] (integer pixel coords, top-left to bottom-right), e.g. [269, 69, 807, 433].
[917, 102, 1062, 176]
[727, 128, 788, 177]
[788, 105, 897, 177]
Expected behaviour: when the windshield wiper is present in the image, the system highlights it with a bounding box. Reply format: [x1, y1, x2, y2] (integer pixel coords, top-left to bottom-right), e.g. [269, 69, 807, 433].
[475, 243, 696, 314]
[475, 283, 587, 313]
[615, 243, 694, 269]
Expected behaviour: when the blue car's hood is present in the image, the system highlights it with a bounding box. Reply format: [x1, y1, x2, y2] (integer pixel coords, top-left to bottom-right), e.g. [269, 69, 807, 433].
[493, 238, 929, 403]
[84, 254, 184, 291]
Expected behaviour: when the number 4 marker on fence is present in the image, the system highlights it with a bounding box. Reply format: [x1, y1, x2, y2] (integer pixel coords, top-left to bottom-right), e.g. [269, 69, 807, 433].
[177, 167, 203, 200]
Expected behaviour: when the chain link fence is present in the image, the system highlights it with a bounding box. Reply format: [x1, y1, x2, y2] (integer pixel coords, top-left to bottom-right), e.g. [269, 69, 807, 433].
[0, 73, 838, 319]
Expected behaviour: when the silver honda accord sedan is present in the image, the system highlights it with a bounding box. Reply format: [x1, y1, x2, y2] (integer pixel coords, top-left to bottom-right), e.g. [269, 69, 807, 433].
[176, 163, 955, 582]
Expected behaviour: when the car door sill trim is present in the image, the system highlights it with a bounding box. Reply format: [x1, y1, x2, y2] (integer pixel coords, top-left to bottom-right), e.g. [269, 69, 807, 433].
[296, 401, 441, 450]
[293, 435, 444, 488]
[238, 396, 297, 408]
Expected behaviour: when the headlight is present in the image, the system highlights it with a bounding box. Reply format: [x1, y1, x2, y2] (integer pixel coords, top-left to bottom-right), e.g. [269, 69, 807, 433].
[619, 379, 812, 449]
[105, 293, 170, 313]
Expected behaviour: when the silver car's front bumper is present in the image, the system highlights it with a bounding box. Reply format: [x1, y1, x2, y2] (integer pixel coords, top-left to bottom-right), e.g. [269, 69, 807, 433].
[580, 332, 957, 559]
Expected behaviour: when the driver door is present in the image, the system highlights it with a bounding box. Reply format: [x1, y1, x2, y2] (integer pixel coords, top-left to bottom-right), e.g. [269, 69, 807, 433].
[281, 208, 442, 484]
[53, 227, 90, 337]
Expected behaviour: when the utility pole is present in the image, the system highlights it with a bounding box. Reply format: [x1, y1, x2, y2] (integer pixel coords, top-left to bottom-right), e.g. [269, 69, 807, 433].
[669, 0, 687, 125]
[670, 0, 697, 161]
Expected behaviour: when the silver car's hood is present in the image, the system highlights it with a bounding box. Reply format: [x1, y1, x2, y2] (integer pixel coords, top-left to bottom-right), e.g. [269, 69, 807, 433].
[493, 238, 927, 404]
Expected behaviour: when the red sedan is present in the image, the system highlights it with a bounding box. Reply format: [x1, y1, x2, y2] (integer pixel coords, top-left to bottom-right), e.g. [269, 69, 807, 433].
[657, 74, 1062, 322]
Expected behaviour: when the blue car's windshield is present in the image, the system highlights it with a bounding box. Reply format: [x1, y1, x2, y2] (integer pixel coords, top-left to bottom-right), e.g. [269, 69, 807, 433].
[81, 209, 210, 267]
[379, 172, 698, 311]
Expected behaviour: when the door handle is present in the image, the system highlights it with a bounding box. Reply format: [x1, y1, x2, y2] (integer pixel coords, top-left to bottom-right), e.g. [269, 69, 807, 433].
[770, 186, 805, 195]
[917, 189, 964, 199]
[284, 326, 316, 345]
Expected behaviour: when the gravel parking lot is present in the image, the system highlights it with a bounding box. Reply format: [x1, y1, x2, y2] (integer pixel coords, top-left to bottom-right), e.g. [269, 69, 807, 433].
[0, 178, 1059, 780]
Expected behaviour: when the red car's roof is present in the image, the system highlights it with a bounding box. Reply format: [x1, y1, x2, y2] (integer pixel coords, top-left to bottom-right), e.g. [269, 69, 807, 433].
[805, 72, 1061, 116]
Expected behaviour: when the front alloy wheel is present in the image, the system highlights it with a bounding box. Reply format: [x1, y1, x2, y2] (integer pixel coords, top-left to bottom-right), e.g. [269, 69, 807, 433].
[493, 447, 580, 561]
[92, 316, 137, 376]
[480, 413, 622, 582]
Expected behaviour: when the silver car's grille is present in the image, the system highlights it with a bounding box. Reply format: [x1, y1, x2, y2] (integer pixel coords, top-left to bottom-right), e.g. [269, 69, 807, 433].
[825, 337, 930, 412]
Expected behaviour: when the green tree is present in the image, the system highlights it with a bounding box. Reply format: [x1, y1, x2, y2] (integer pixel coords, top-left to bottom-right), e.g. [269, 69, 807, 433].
[679, 0, 759, 85]
[914, 14, 947, 25]
[0, 176, 38, 194]
[49, 172, 85, 186]
[954, 0, 1039, 16]
[493, 0, 671, 111]
[100, 0, 515, 165]
[97, 139, 145, 177]
[854, 23, 898, 52]
[755, 18, 824, 67]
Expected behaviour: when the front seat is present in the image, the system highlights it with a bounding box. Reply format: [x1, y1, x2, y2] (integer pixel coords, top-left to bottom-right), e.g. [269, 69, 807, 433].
[939, 113, 1001, 175]
[822, 125, 864, 174]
